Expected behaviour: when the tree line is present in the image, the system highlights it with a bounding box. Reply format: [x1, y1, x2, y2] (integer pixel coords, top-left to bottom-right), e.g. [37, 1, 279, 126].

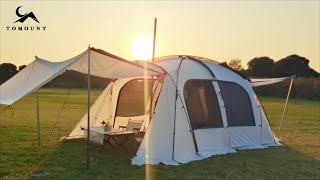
[0, 63, 26, 85]
[221, 54, 319, 78]
[220, 54, 319, 100]
[0, 63, 110, 88]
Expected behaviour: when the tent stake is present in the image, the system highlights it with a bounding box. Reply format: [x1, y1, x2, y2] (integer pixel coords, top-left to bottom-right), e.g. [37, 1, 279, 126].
[278, 77, 294, 137]
[86, 46, 91, 170]
[36, 90, 40, 145]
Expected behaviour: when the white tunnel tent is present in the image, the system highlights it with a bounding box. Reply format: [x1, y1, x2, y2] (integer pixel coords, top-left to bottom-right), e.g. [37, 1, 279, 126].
[0, 48, 293, 166]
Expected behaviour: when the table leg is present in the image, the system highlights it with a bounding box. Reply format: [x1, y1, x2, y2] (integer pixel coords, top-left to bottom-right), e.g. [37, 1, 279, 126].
[105, 136, 114, 149]
[98, 136, 113, 151]
[112, 136, 130, 152]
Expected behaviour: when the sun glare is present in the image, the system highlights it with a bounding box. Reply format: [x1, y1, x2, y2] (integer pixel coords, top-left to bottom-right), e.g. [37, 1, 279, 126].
[131, 36, 153, 61]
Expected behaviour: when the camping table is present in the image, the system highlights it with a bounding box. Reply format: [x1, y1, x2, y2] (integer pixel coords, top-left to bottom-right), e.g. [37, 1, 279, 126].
[83, 127, 136, 152]
[103, 130, 136, 152]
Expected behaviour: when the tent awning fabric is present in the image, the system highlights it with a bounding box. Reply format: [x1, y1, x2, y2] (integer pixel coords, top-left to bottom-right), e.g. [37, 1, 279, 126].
[250, 76, 293, 87]
[0, 48, 164, 105]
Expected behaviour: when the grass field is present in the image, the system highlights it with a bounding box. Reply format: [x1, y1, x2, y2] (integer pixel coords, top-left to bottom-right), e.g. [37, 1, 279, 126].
[0, 88, 319, 179]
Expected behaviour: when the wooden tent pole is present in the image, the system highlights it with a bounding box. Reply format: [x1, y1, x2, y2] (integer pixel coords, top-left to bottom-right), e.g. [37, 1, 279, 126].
[36, 89, 40, 145]
[149, 17, 157, 123]
[278, 76, 294, 137]
[152, 17, 157, 63]
[34, 56, 41, 146]
[86, 46, 91, 170]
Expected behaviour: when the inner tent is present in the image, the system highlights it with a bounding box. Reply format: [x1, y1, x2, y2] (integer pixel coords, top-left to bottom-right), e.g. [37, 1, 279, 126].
[67, 77, 162, 139]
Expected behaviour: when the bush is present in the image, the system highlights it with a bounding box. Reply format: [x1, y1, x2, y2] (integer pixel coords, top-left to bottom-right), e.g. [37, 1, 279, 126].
[312, 80, 320, 100]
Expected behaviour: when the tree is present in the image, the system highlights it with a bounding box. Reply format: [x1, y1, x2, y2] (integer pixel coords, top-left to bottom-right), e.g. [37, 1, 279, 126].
[273, 54, 319, 77]
[307, 68, 320, 78]
[18, 65, 27, 71]
[219, 62, 229, 69]
[0, 63, 18, 74]
[219, 62, 249, 80]
[0, 63, 18, 84]
[247, 57, 274, 77]
[228, 58, 244, 71]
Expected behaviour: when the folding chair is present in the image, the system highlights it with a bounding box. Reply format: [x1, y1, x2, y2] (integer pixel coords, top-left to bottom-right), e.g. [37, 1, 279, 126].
[119, 119, 143, 134]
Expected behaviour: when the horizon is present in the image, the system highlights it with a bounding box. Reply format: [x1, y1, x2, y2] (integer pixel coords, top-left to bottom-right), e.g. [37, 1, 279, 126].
[1, 1, 319, 71]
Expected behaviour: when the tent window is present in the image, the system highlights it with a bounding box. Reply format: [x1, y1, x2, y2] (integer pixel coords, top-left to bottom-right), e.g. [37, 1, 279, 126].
[116, 79, 151, 117]
[184, 80, 223, 129]
[218, 81, 255, 126]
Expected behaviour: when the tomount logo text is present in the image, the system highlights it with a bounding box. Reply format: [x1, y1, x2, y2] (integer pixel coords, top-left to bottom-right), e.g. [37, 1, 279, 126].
[6, 6, 46, 31]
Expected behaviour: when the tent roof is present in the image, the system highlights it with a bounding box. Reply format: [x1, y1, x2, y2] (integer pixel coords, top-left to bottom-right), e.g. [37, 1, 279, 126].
[0, 48, 164, 105]
[153, 55, 220, 64]
[91, 48, 164, 74]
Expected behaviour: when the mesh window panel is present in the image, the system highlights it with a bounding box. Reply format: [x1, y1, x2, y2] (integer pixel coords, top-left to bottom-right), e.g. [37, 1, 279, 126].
[184, 80, 223, 129]
[116, 79, 151, 116]
[218, 81, 255, 126]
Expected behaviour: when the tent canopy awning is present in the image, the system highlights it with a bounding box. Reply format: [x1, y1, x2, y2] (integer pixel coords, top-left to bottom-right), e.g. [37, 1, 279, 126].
[0, 48, 164, 105]
[250, 76, 294, 87]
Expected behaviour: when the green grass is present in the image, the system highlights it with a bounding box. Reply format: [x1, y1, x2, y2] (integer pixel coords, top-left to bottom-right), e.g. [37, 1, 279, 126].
[0, 89, 319, 179]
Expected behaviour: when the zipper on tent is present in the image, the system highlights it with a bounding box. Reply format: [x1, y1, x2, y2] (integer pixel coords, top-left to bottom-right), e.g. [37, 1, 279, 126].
[172, 57, 201, 161]
[216, 87, 231, 148]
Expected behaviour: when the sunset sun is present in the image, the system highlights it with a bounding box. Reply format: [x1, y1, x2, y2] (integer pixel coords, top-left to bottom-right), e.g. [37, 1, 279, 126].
[131, 36, 153, 61]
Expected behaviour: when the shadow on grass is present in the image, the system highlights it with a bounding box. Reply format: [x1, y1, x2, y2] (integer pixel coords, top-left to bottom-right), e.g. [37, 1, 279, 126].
[31, 139, 320, 180]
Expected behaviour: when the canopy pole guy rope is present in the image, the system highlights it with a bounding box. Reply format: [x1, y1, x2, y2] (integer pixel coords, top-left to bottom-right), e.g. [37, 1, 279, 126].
[278, 76, 294, 137]
[36, 89, 40, 145]
[86, 45, 91, 170]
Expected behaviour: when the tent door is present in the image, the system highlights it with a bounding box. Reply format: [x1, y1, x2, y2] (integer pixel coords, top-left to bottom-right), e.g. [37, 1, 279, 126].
[112, 78, 162, 131]
[183, 80, 230, 154]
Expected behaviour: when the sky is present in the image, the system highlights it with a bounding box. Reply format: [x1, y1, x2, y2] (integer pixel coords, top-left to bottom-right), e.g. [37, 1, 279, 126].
[0, 0, 319, 71]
